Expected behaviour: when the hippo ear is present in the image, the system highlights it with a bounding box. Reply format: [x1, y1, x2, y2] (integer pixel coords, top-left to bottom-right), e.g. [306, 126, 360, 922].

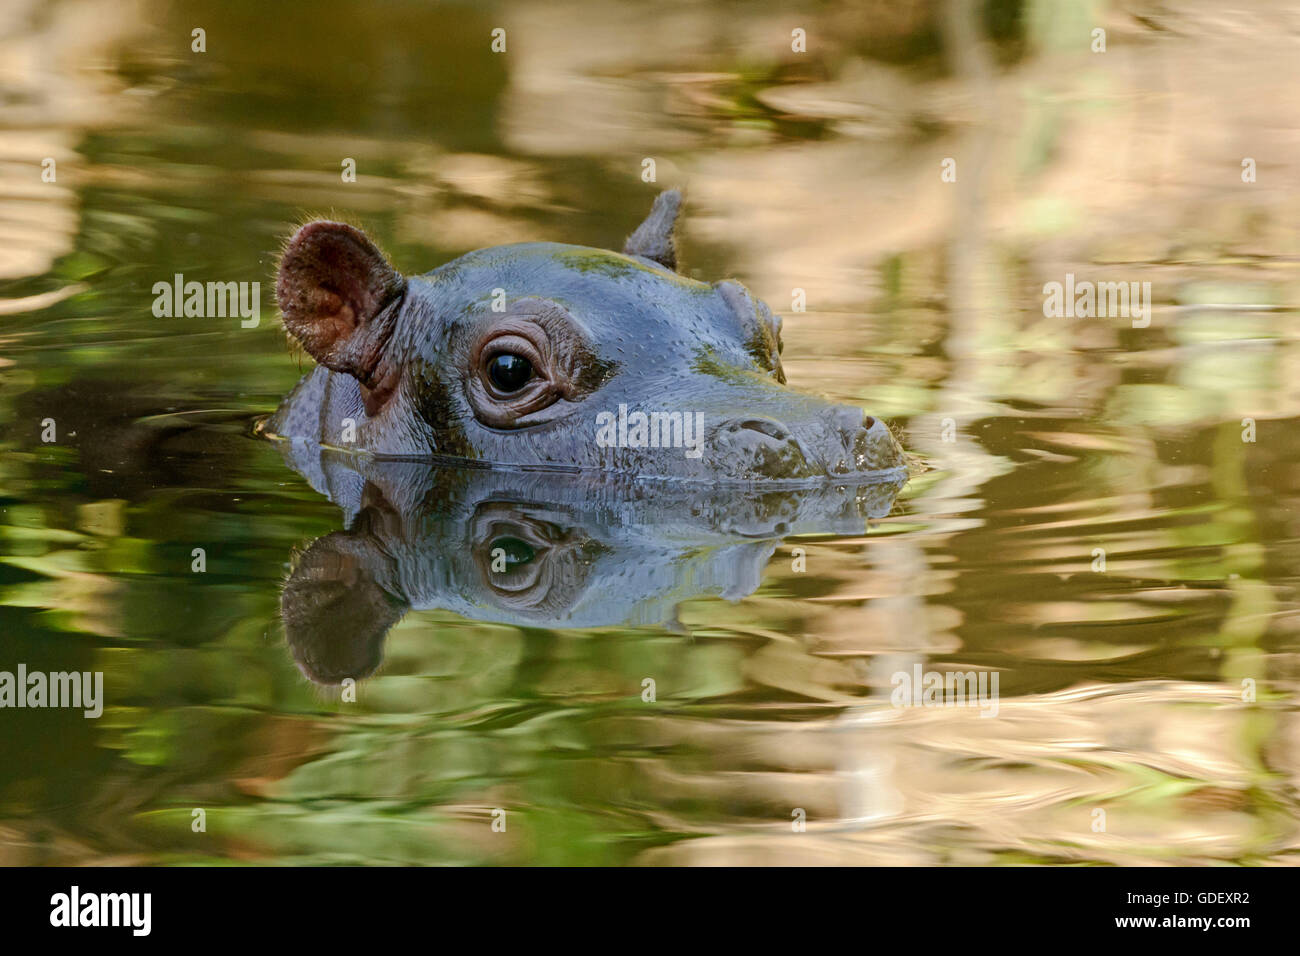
[623, 189, 682, 270]
[280, 528, 408, 685]
[277, 221, 406, 381]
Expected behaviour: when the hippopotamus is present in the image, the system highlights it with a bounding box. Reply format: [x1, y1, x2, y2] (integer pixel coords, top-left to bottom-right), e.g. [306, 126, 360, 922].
[263, 190, 905, 482]
[276, 449, 904, 684]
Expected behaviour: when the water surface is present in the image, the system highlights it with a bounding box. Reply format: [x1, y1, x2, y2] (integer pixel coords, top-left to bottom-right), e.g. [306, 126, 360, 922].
[1, 0, 1298, 865]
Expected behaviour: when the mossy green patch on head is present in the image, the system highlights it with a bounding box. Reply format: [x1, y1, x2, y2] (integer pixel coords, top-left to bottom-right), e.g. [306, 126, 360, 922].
[553, 248, 656, 279]
[690, 347, 759, 385]
[549, 248, 711, 292]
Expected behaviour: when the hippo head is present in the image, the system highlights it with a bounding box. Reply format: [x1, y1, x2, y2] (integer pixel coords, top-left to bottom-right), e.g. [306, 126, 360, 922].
[265, 190, 905, 481]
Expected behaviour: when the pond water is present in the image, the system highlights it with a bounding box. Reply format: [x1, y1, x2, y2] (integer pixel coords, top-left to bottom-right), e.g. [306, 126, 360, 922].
[1, 0, 1298, 865]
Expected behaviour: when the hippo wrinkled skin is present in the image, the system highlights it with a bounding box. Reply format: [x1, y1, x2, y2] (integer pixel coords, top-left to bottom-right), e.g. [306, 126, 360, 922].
[263, 190, 905, 482]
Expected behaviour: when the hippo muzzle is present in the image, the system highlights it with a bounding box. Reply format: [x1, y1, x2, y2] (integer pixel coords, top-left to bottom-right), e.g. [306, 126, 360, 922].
[263, 190, 905, 483]
[710, 410, 899, 481]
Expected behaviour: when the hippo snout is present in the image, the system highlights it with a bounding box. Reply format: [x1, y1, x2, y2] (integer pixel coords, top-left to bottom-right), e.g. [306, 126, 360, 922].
[708, 406, 903, 481]
[829, 408, 901, 475]
[711, 417, 816, 480]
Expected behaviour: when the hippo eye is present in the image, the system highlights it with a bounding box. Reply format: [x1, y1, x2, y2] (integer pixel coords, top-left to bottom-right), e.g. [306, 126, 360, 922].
[489, 535, 536, 569]
[487, 353, 534, 393]
[467, 302, 591, 429]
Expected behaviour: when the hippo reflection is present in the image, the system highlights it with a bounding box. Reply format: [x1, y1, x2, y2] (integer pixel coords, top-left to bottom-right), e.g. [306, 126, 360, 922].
[263, 190, 905, 481]
[275, 445, 903, 685]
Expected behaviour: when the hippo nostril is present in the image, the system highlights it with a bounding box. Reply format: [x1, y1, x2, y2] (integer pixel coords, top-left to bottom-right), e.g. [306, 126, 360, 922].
[820, 405, 901, 475]
[733, 418, 793, 441]
[829, 406, 870, 436]
[711, 417, 813, 479]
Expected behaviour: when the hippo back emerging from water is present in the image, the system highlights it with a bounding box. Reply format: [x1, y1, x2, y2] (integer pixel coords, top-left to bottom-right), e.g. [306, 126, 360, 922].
[264, 190, 905, 482]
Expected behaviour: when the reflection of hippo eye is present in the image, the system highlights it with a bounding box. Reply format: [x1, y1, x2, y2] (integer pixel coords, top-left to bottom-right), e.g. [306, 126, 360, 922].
[487, 353, 533, 393]
[490, 535, 536, 568]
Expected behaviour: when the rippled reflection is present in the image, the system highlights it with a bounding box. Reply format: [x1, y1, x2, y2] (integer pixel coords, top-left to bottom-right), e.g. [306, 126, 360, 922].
[274, 446, 904, 684]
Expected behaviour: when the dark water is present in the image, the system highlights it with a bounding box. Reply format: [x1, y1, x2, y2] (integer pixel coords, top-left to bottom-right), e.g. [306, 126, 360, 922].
[2, 0, 1298, 865]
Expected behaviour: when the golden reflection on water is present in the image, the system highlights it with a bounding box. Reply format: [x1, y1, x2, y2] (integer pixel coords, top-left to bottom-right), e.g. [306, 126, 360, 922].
[0, 0, 1297, 865]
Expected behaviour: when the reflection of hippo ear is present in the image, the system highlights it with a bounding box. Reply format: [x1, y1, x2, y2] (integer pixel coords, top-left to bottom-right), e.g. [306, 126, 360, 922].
[623, 189, 681, 271]
[280, 531, 408, 685]
[276, 220, 406, 413]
